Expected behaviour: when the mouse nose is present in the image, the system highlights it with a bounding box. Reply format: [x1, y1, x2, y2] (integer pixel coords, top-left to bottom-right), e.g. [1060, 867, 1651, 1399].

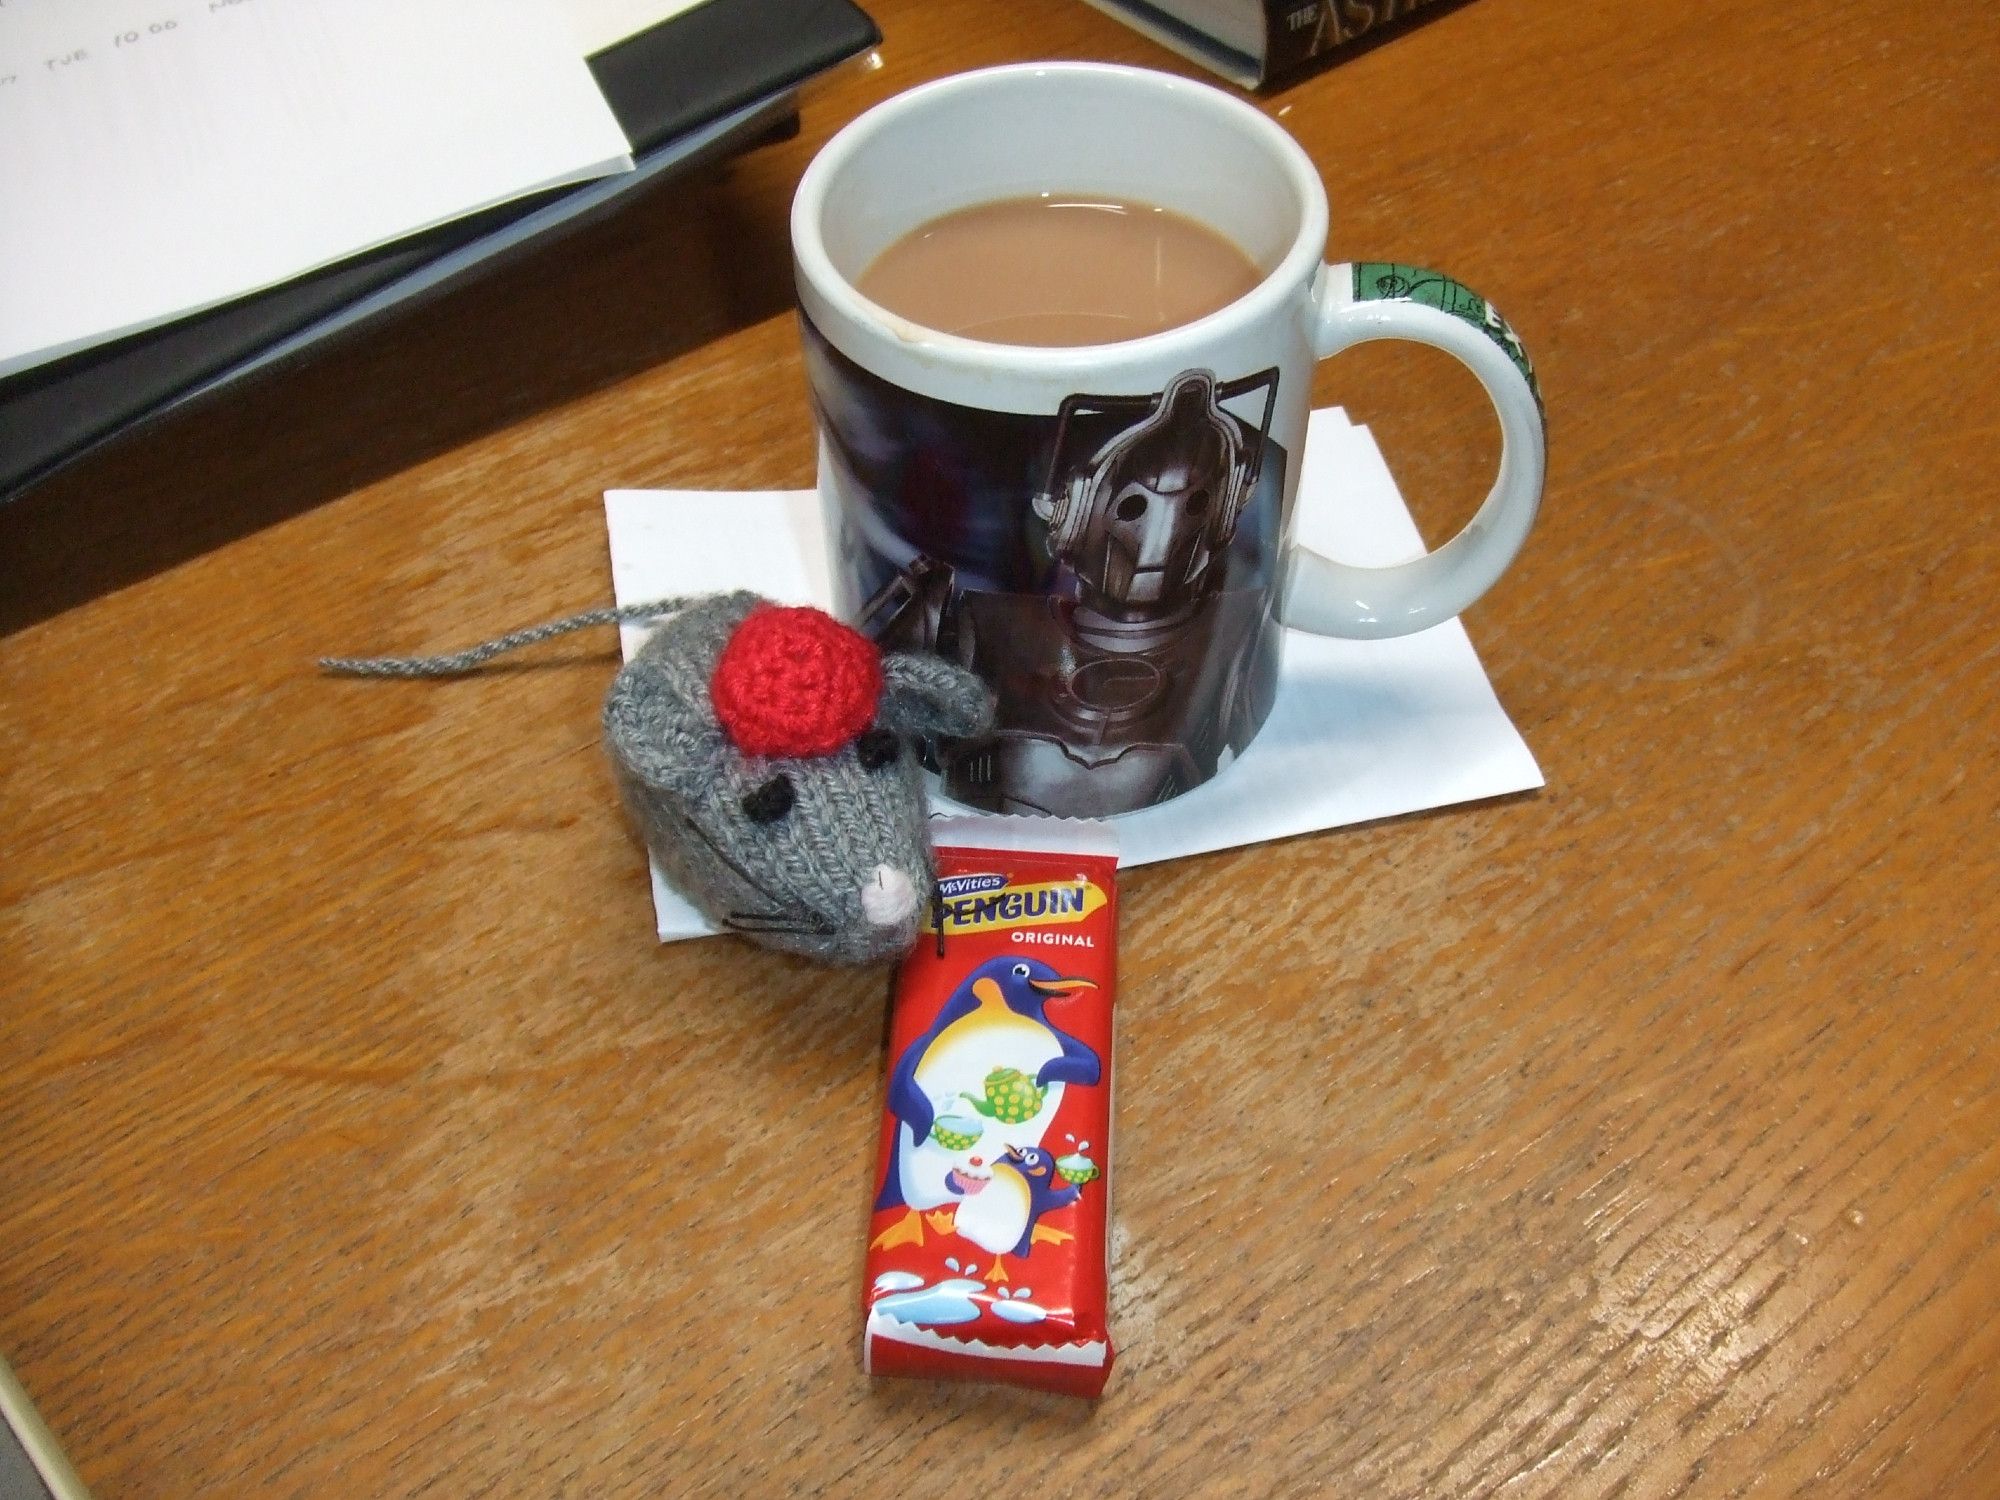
[860, 864, 919, 928]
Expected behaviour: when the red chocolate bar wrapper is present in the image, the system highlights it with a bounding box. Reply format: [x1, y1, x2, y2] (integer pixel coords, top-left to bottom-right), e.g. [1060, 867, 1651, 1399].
[863, 815, 1119, 1398]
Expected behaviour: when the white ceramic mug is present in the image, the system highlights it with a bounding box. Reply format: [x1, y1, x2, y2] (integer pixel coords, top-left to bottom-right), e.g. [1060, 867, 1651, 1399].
[793, 62, 1544, 818]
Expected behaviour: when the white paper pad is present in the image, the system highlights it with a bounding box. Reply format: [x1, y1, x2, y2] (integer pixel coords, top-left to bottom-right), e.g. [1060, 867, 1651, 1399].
[0, 0, 634, 378]
[564, 0, 710, 56]
[606, 408, 1544, 941]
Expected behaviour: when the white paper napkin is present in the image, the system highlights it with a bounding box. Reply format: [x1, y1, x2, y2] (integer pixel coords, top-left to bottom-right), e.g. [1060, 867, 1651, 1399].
[605, 407, 1543, 941]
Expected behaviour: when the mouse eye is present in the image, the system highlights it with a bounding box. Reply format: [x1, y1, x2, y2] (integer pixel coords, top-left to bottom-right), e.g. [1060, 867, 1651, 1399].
[856, 727, 901, 770]
[741, 774, 794, 824]
[1011, 962, 1031, 978]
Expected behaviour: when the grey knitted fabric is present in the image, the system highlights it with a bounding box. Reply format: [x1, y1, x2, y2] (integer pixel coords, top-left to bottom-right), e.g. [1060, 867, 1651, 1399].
[324, 590, 993, 965]
[319, 599, 693, 677]
[604, 592, 991, 963]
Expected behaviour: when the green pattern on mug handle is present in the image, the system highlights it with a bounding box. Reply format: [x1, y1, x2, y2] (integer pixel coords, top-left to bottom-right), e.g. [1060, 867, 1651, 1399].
[1352, 262, 1542, 413]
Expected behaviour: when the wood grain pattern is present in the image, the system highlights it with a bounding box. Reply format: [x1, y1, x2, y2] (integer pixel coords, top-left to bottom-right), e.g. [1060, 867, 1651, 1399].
[4, 0, 1997, 1495]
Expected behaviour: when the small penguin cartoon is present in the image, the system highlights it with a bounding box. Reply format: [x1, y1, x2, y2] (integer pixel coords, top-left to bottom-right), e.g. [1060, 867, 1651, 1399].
[872, 955, 1099, 1250]
[951, 1145, 1082, 1282]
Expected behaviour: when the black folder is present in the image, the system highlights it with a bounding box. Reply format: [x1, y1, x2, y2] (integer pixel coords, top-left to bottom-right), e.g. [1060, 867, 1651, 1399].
[0, 0, 878, 502]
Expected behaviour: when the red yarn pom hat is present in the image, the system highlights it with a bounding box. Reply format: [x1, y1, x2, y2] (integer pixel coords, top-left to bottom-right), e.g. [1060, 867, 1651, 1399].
[709, 605, 883, 758]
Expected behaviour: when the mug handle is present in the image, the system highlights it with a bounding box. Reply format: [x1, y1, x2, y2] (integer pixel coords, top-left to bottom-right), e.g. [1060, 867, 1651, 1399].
[1280, 262, 1546, 640]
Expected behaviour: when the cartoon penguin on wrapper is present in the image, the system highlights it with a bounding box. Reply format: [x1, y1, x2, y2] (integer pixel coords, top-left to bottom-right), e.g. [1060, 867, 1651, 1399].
[871, 954, 1100, 1275]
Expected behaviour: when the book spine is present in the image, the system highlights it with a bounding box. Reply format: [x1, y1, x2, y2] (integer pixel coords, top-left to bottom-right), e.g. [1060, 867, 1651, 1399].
[1261, 0, 1448, 84]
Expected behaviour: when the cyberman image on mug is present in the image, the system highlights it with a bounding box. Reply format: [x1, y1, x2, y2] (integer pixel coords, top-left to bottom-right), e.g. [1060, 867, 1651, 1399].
[811, 319, 1288, 818]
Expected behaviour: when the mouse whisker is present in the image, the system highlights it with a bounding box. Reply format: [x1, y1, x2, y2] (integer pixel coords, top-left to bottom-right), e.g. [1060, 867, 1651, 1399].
[725, 912, 807, 934]
[725, 911, 840, 937]
[673, 810, 841, 936]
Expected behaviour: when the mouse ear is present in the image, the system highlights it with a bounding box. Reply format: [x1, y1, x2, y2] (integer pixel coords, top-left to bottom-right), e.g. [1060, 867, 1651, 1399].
[602, 602, 744, 796]
[605, 654, 723, 797]
[876, 653, 995, 741]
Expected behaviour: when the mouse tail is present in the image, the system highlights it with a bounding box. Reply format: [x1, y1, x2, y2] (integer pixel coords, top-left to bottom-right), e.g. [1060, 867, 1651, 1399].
[318, 596, 703, 678]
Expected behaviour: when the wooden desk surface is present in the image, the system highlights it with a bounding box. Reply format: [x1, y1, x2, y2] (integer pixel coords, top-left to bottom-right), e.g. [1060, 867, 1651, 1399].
[5, 1, 1996, 1494]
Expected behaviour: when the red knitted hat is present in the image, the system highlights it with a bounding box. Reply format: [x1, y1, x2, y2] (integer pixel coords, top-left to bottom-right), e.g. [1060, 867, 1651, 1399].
[709, 605, 883, 758]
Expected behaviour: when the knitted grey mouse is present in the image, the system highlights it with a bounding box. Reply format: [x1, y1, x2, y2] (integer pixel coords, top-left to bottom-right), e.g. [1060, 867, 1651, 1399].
[322, 591, 993, 964]
[604, 590, 992, 962]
